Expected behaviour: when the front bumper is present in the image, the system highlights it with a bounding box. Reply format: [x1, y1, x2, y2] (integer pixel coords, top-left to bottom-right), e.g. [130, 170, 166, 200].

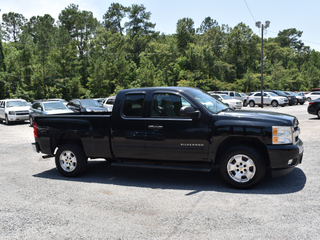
[8, 114, 29, 122]
[267, 139, 303, 177]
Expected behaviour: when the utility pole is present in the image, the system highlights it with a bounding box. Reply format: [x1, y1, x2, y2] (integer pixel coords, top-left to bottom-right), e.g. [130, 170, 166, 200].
[256, 21, 270, 108]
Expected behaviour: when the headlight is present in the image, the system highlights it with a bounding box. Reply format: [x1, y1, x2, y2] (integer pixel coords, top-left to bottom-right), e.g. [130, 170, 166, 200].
[272, 126, 293, 144]
[8, 111, 16, 115]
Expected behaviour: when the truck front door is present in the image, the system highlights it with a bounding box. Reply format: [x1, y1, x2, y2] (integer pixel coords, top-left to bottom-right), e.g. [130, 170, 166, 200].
[145, 93, 209, 162]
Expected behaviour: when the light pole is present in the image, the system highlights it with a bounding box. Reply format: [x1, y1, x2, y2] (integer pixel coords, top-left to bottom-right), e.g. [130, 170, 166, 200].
[256, 20, 270, 108]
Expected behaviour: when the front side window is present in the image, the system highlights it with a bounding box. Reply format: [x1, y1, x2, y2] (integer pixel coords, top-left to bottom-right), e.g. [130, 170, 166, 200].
[122, 94, 145, 117]
[151, 93, 189, 117]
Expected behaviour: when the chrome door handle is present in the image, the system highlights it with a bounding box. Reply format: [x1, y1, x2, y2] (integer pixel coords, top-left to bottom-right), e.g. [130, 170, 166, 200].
[148, 125, 163, 129]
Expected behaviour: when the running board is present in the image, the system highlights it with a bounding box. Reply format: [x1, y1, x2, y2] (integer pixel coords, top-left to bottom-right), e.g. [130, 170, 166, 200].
[111, 162, 212, 172]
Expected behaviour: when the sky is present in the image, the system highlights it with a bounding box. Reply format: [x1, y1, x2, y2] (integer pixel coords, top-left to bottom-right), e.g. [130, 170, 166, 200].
[1, 0, 320, 51]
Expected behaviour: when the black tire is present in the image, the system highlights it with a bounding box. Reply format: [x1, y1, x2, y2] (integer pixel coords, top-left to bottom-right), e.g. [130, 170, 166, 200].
[307, 97, 311, 101]
[5, 115, 10, 125]
[219, 145, 266, 189]
[299, 102, 304, 105]
[317, 109, 320, 119]
[271, 100, 278, 107]
[249, 101, 255, 107]
[55, 143, 87, 177]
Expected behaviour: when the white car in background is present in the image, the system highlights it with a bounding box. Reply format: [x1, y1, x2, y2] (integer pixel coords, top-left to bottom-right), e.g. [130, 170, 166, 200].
[209, 93, 242, 109]
[0, 99, 30, 125]
[102, 96, 116, 112]
[305, 91, 320, 101]
[246, 92, 288, 107]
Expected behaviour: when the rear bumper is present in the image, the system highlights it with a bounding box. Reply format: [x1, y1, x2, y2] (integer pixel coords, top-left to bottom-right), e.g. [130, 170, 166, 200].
[32, 142, 41, 153]
[267, 139, 303, 177]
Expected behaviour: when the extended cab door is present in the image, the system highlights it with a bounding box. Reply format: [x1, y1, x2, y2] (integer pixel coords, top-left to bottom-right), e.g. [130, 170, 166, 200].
[145, 92, 209, 161]
[111, 92, 147, 160]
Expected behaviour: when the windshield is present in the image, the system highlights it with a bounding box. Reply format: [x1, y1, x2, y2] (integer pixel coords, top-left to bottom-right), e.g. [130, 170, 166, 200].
[81, 99, 103, 107]
[275, 90, 286, 95]
[269, 92, 278, 96]
[185, 89, 229, 114]
[7, 100, 29, 107]
[43, 102, 68, 111]
[220, 95, 232, 100]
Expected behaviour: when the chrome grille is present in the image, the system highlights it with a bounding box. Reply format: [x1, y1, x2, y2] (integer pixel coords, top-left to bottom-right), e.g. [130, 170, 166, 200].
[16, 111, 29, 115]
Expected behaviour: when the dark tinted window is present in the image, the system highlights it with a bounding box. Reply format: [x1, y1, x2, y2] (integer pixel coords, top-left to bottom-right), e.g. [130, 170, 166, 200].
[122, 94, 145, 117]
[32, 102, 42, 110]
[151, 93, 185, 117]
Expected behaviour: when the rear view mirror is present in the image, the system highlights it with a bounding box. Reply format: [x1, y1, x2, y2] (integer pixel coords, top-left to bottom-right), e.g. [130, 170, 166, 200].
[180, 106, 200, 119]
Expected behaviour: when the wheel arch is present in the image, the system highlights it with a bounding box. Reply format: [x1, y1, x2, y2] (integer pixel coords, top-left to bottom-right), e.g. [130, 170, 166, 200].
[214, 136, 270, 167]
[51, 132, 84, 155]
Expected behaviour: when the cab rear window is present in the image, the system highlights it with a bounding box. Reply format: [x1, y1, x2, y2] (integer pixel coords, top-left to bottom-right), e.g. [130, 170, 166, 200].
[122, 94, 145, 117]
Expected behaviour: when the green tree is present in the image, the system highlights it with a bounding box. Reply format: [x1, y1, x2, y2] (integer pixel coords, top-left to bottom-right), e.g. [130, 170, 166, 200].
[58, 4, 99, 86]
[176, 18, 195, 53]
[125, 4, 156, 38]
[103, 3, 128, 35]
[1, 12, 27, 42]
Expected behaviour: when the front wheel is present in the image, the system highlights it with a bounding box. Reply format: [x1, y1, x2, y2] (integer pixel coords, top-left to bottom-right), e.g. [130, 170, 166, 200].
[219, 145, 266, 189]
[5, 115, 10, 125]
[249, 101, 255, 107]
[271, 100, 278, 107]
[55, 143, 87, 177]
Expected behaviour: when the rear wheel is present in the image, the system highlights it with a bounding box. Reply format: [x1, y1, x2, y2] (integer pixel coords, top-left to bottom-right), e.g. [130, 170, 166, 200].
[307, 97, 311, 101]
[271, 100, 278, 107]
[249, 101, 255, 107]
[55, 143, 87, 177]
[219, 145, 266, 189]
[317, 109, 320, 119]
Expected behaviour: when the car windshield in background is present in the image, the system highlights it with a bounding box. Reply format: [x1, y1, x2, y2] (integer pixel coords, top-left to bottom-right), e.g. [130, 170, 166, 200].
[7, 101, 29, 107]
[269, 92, 278, 96]
[43, 102, 68, 111]
[220, 95, 233, 100]
[81, 99, 102, 107]
[275, 90, 286, 95]
[185, 89, 229, 114]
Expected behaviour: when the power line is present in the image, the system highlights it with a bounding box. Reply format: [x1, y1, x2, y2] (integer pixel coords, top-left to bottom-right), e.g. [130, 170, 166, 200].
[243, 0, 256, 23]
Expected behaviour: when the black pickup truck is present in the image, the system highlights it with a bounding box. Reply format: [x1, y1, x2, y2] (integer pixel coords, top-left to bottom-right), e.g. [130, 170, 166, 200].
[32, 87, 304, 188]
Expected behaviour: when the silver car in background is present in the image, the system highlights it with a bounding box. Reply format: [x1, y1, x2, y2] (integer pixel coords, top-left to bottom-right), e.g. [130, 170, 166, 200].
[247, 92, 288, 107]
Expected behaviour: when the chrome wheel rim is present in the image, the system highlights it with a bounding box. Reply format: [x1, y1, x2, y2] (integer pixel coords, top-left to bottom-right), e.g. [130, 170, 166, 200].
[227, 154, 256, 183]
[272, 101, 277, 107]
[59, 150, 77, 172]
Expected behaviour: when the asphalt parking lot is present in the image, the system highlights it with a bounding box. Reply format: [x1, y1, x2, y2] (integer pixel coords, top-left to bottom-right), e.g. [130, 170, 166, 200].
[0, 103, 319, 239]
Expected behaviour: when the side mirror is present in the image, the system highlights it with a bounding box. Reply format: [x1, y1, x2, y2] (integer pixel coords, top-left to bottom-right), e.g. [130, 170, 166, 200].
[180, 106, 200, 119]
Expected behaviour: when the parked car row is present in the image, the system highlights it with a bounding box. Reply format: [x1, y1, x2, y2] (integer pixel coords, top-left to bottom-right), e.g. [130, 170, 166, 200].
[209, 90, 308, 108]
[0, 96, 116, 125]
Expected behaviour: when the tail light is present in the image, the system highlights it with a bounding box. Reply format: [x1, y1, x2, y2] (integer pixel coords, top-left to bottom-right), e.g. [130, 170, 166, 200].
[33, 122, 38, 138]
[309, 101, 314, 106]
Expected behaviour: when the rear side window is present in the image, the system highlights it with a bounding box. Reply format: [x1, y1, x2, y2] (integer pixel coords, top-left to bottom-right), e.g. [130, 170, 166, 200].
[122, 94, 145, 117]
